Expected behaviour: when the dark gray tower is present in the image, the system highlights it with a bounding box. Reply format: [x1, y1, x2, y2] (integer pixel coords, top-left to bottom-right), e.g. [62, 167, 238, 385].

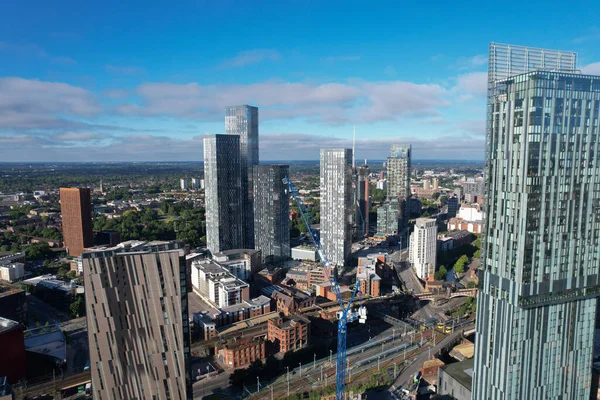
[253, 165, 290, 263]
[203, 134, 244, 253]
[226, 105, 259, 249]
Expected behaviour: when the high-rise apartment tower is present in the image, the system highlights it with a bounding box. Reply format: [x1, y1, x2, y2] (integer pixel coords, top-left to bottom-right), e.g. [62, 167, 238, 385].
[320, 148, 353, 271]
[204, 134, 244, 254]
[387, 144, 411, 231]
[409, 218, 437, 279]
[253, 165, 291, 263]
[225, 105, 259, 249]
[59, 188, 93, 257]
[82, 240, 192, 400]
[355, 164, 370, 238]
[473, 42, 600, 399]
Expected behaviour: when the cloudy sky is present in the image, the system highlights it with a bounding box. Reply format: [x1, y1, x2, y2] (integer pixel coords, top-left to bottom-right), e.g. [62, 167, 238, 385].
[1, 0, 600, 162]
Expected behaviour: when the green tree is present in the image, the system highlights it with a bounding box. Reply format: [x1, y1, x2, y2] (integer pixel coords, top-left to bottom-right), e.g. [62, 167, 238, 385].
[229, 368, 248, 389]
[25, 242, 52, 260]
[434, 265, 448, 281]
[70, 296, 85, 318]
[467, 281, 477, 289]
[453, 254, 469, 274]
[473, 249, 481, 259]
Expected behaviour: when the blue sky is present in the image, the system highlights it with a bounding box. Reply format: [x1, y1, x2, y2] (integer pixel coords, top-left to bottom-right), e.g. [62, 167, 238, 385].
[1, 0, 599, 161]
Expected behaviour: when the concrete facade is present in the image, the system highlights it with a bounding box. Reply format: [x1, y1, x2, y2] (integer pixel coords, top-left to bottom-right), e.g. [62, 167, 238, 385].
[82, 241, 192, 400]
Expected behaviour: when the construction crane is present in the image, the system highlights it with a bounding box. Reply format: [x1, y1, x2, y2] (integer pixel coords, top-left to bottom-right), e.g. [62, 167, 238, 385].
[284, 177, 367, 400]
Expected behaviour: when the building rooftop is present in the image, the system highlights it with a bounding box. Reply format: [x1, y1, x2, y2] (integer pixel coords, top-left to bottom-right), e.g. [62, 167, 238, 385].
[273, 314, 311, 330]
[224, 337, 264, 351]
[449, 342, 475, 361]
[439, 358, 474, 390]
[0, 281, 23, 298]
[0, 316, 20, 333]
[213, 248, 260, 258]
[82, 240, 185, 257]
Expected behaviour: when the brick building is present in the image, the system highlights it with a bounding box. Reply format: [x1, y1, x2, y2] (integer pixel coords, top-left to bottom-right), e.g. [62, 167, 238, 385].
[268, 315, 310, 353]
[0, 317, 25, 384]
[218, 338, 266, 369]
[60, 188, 94, 257]
[270, 287, 315, 316]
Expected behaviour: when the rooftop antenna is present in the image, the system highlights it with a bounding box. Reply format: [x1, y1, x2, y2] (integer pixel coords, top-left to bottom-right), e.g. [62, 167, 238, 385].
[352, 125, 356, 169]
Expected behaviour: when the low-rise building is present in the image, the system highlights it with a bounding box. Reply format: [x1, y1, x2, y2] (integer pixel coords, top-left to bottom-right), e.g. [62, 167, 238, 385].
[269, 286, 315, 316]
[213, 249, 261, 281]
[437, 358, 474, 400]
[268, 315, 310, 353]
[356, 263, 381, 297]
[291, 246, 317, 262]
[0, 317, 25, 384]
[192, 260, 249, 308]
[0, 263, 25, 283]
[256, 267, 283, 283]
[422, 358, 445, 383]
[0, 282, 26, 324]
[217, 337, 266, 370]
[0, 252, 26, 265]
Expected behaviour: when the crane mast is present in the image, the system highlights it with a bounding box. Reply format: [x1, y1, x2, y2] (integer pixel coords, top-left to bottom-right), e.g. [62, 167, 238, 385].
[284, 177, 365, 400]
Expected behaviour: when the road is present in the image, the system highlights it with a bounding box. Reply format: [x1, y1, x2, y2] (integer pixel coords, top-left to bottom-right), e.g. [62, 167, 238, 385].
[193, 371, 231, 399]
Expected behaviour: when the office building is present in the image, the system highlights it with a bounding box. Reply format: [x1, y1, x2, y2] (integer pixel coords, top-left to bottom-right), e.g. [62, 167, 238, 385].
[0, 263, 24, 283]
[226, 105, 259, 248]
[191, 177, 199, 190]
[180, 178, 188, 191]
[409, 218, 437, 279]
[253, 165, 291, 263]
[203, 134, 244, 254]
[355, 164, 370, 238]
[320, 148, 353, 271]
[473, 43, 600, 399]
[446, 194, 459, 219]
[0, 282, 26, 324]
[81, 241, 192, 400]
[60, 188, 93, 257]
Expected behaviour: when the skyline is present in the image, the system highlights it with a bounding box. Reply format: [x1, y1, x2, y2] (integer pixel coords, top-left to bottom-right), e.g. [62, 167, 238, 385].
[1, 1, 600, 161]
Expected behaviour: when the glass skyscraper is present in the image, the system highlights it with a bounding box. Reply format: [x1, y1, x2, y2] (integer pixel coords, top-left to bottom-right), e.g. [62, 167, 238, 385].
[473, 43, 600, 399]
[320, 148, 353, 271]
[225, 105, 259, 249]
[253, 164, 290, 263]
[203, 134, 244, 254]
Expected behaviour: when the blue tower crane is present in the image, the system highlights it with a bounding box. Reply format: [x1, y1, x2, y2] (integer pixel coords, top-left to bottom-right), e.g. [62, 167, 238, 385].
[284, 177, 366, 400]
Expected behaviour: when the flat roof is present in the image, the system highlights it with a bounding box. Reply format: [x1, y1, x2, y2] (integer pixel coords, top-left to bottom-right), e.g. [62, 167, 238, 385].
[440, 358, 474, 390]
[0, 281, 24, 298]
[0, 316, 19, 333]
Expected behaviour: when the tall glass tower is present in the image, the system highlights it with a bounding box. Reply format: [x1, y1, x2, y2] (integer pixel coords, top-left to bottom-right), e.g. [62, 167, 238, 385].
[225, 105, 259, 249]
[203, 134, 244, 254]
[320, 148, 353, 272]
[473, 43, 600, 399]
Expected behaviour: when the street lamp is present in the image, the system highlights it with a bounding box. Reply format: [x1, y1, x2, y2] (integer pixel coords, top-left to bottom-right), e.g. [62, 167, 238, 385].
[329, 349, 332, 364]
[286, 367, 290, 397]
[299, 362, 302, 377]
[314, 353, 316, 369]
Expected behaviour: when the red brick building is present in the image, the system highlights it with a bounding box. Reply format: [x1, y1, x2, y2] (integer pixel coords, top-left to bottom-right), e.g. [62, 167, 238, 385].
[60, 188, 93, 257]
[267, 315, 310, 353]
[217, 338, 266, 369]
[0, 317, 25, 384]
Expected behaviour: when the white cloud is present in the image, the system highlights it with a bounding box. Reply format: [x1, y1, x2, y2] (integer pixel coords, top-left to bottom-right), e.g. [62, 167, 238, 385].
[0, 41, 76, 64]
[455, 72, 487, 96]
[105, 65, 145, 75]
[53, 132, 109, 141]
[455, 54, 487, 70]
[581, 62, 600, 75]
[103, 89, 129, 99]
[116, 79, 448, 124]
[0, 77, 101, 129]
[217, 49, 280, 68]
